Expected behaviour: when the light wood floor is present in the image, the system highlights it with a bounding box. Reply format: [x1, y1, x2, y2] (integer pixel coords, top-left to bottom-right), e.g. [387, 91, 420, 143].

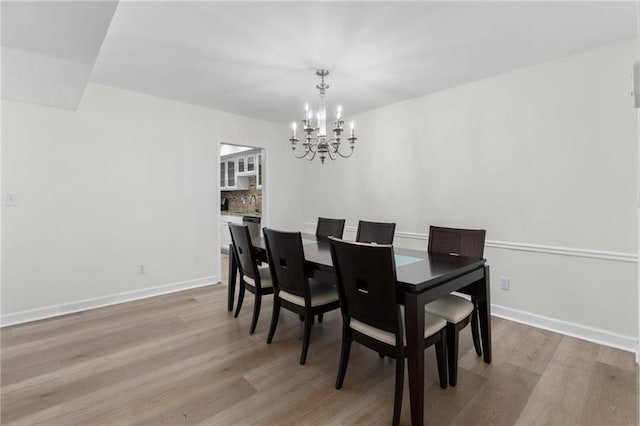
[1, 255, 637, 425]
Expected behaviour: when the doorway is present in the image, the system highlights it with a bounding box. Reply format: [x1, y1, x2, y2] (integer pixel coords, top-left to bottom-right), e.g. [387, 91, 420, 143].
[218, 141, 266, 284]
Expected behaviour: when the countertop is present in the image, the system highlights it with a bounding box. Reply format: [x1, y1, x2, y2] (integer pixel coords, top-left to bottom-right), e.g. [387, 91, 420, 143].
[221, 211, 262, 218]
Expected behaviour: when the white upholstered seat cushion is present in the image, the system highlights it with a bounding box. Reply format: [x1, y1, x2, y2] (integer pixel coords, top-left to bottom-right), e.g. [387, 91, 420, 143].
[424, 294, 474, 324]
[278, 279, 339, 307]
[243, 266, 273, 288]
[350, 312, 446, 346]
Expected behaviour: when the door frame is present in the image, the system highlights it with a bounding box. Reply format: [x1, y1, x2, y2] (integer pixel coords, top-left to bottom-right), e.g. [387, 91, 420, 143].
[216, 137, 268, 284]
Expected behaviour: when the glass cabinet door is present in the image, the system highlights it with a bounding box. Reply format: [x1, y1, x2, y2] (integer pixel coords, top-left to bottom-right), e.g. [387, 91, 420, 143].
[220, 161, 226, 188]
[246, 155, 256, 173]
[237, 156, 246, 174]
[257, 154, 263, 188]
[227, 159, 235, 188]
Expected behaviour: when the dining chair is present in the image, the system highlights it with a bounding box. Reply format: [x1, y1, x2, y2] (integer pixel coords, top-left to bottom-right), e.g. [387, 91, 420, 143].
[329, 237, 447, 426]
[424, 225, 486, 386]
[315, 217, 346, 241]
[228, 223, 274, 334]
[355, 220, 396, 244]
[263, 228, 340, 365]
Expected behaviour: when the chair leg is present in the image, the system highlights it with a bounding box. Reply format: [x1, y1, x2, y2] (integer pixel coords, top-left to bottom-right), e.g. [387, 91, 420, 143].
[266, 298, 280, 344]
[234, 283, 245, 318]
[318, 313, 323, 323]
[249, 293, 261, 334]
[335, 330, 352, 389]
[300, 312, 314, 365]
[392, 357, 404, 426]
[435, 329, 448, 389]
[447, 323, 459, 387]
[471, 309, 482, 357]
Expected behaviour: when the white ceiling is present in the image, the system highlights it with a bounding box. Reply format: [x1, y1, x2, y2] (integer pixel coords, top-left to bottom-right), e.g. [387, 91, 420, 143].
[1, 1, 118, 109]
[2, 1, 637, 123]
[220, 143, 253, 156]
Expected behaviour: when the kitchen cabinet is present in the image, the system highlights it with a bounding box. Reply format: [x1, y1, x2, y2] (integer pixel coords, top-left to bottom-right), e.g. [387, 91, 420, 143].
[226, 159, 235, 188]
[246, 154, 256, 173]
[221, 160, 233, 189]
[221, 214, 243, 252]
[221, 150, 260, 189]
[257, 154, 263, 189]
[237, 154, 256, 177]
[220, 158, 249, 190]
[237, 156, 246, 174]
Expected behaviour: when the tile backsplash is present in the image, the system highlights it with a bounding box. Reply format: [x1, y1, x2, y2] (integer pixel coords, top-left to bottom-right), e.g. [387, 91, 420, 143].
[222, 176, 262, 213]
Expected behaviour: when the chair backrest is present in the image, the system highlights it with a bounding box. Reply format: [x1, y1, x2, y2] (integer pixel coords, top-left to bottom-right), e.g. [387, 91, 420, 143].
[329, 238, 402, 345]
[356, 220, 396, 245]
[428, 226, 486, 258]
[263, 228, 309, 299]
[229, 223, 261, 284]
[315, 217, 346, 240]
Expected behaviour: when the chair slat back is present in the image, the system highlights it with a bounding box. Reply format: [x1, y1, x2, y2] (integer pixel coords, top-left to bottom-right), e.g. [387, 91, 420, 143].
[229, 224, 260, 282]
[356, 220, 396, 245]
[315, 217, 346, 241]
[428, 226, 486, 258]
[329, 238, 401, 340]
[263, 228, 308, 298]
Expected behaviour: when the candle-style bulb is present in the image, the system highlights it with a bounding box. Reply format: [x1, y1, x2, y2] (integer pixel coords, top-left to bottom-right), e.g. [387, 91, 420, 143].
[337, 105, 342, 120]
[350, 121, 355, 137]
[305, 103, 309, 112]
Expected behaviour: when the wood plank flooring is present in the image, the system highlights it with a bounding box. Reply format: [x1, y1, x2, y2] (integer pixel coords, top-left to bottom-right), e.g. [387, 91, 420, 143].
[1, 255, 637, 425]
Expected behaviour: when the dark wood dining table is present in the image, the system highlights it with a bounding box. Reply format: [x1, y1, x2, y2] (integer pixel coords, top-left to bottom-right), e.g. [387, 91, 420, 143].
[226, 234, 491, 426]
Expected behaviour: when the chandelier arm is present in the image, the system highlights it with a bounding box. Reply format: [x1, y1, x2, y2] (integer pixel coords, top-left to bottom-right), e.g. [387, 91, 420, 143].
[306, 148, 318, 161]
[291, 135, 319, 158]
[326, 147, 337, 161]
[293, 147, 311, 159]
[307, 140, 319, 154]
[334, 146, 355, 158]
[326, 137, 353, 158]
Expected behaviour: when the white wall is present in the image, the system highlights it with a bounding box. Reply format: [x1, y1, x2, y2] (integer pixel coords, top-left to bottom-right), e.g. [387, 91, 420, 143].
[301, 40, 638, 348]
[3, 42, 637, 353]
[1, 83, 302, 321]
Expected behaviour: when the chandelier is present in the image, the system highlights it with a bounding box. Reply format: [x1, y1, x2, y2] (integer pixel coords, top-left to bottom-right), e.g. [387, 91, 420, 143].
[288, 69, 357, 164]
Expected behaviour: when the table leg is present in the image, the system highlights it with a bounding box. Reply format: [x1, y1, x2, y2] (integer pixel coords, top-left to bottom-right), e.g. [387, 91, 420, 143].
[478, 265, 492, 363]
[227, 244, 238, 312]
[404, 292, 425, 426]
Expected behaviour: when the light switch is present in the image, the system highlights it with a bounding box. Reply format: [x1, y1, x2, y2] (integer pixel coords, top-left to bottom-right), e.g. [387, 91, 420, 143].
[5, 192, 17, 206]
[500, 276, 510, 290]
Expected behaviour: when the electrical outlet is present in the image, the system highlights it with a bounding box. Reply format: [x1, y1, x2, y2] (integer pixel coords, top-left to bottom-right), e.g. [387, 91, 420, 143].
[500, 276, 510, 290]
[5, 192, 17, 206]
[138, 264, 146, 274]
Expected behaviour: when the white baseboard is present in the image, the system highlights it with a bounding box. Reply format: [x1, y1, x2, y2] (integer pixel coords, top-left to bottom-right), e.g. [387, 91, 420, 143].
[1, 275, 636, 357]
[491, 304, 638, 354]
[0, 276, 220, 327]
